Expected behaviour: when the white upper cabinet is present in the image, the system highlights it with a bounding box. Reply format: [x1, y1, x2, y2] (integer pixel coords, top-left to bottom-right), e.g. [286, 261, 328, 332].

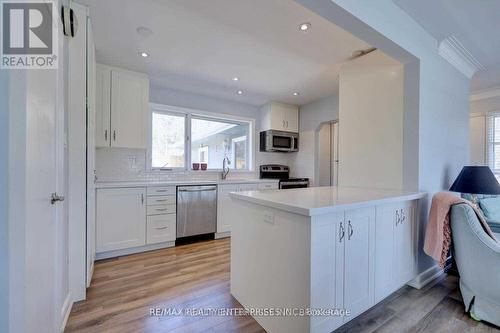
[260, 102, 299, 132]
[95, 64, 111, 147]
[95, 64, 149, 148]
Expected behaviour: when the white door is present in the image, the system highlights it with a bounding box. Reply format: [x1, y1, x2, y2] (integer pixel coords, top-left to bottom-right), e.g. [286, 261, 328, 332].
[110, 70, 149, 148]
[96, 188, 146, 252]
[23, 63, 66, 332]
[374, 204, 397, 302]
[86, 16, 97, 287]
[343, 207, 375, 319]
[395, 202, 416, 285]
[95, 64, 111, 147]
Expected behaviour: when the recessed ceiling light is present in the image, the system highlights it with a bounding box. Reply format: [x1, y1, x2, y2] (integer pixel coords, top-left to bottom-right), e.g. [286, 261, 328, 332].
[136, 26, 153, 38]
[232, 77, 239, 81]
[139, 51, 149, 58]
[299, 22, 311, 32]
[293, 92, 300, 96]
[237, 90, 243, 95]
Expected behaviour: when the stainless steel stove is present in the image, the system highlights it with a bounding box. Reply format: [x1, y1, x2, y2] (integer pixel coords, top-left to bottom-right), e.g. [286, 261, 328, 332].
[259, 165, 309, 189]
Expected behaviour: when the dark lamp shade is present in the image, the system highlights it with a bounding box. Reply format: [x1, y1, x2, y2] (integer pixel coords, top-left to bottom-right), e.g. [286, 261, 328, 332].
[449, 166, 500, 195]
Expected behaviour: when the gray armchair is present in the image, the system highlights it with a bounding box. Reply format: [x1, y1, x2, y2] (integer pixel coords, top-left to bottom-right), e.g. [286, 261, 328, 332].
[462, 193, 500, 233]
[450, 204, 500, 326]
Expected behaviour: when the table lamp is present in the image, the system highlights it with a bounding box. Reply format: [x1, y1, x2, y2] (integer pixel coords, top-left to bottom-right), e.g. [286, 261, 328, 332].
[449, 166, 500, 205]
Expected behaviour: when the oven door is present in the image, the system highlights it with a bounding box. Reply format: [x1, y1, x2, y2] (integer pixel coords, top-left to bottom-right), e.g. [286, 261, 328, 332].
[279, 180, 309, 189]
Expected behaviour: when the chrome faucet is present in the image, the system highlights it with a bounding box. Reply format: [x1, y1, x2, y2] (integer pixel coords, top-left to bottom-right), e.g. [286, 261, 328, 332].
[222, 156, 231, 180]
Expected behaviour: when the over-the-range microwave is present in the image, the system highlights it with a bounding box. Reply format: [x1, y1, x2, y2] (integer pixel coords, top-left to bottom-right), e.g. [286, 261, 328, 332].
[259, 130, 299, 152]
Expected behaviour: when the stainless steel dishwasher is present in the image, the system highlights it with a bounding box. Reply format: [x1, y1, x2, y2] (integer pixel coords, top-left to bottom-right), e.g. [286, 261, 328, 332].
[177, 185, 217, 238]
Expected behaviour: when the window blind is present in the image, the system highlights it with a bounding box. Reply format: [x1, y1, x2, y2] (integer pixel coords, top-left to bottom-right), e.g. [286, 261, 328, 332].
[486, 113, 500, 176]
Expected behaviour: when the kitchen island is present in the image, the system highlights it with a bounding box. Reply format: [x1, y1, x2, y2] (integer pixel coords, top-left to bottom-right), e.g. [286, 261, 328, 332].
[229, 186, 426, 333]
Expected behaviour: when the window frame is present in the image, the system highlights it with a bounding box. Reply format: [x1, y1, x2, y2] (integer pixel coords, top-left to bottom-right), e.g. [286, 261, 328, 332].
[147, 103, 255, 172]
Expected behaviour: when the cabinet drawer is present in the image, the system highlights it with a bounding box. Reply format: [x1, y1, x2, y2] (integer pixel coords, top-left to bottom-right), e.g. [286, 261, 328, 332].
[147, 204, 176, 216]
[147, 186, 176, 196]
[147, 195, 176, 206]
[258, 182, 279, 190]
[147, 214, 176, 244]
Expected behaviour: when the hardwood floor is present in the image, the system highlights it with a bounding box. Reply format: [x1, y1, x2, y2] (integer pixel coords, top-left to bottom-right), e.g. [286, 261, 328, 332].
[66, 238, 499, 333]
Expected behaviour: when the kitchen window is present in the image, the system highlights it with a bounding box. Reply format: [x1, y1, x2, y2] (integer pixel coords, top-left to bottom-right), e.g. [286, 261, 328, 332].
[149, 104, 254, 171]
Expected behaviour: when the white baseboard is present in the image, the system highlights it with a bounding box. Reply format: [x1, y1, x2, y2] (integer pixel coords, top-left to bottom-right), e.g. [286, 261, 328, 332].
[60, 292, 73, 333]
[96, 241, 175, 260]
[407, 265, 444, 289]
[215, 232, 230, 239]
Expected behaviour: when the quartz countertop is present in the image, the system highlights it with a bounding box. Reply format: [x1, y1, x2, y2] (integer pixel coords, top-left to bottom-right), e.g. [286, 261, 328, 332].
[95, 178, 279, 189]
[230, 186, 426, 216]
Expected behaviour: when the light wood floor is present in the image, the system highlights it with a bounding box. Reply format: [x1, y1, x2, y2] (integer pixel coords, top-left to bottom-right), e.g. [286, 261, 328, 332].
[66, 238, 499, 333]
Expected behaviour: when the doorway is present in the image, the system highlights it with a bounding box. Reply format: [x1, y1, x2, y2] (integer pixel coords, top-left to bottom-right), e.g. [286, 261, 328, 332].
[317, 121, 339, 186]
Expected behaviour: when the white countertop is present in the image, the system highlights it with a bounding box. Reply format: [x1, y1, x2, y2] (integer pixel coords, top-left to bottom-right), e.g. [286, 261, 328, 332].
[230, 186, 426, 216]
[95, 178, 279, 189]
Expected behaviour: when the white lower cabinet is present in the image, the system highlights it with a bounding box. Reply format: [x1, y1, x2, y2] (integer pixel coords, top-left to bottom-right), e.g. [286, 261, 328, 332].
[96, 187, 146, 253]
[374, 201, 417, 302]
[343, 207, 376, 318]
[311, 200, 417, 332]
[147, 214, 176, 244]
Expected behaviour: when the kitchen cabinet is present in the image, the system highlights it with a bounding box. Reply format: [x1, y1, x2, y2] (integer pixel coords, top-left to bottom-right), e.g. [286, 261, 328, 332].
[95, 64, 149, 149]
[146, 186, 176, 244]
[260, 102, 299, 132]
[96, 187, 146, 253]
[343, 207, 376, 318]
[374, 201, 416, 302]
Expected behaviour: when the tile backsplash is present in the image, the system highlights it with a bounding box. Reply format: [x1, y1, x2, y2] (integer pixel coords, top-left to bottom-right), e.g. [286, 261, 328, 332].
[95, 147, 289, 182]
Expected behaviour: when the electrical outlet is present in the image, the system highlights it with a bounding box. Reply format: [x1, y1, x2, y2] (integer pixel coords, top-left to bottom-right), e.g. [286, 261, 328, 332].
[263, 211, 275, 224]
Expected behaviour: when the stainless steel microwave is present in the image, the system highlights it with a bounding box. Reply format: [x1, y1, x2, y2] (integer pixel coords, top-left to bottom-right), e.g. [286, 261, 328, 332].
[259, 130, 299, 152]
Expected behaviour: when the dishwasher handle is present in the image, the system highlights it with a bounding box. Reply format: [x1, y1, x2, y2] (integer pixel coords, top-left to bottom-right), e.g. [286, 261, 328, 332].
[178, 186, 217, 192]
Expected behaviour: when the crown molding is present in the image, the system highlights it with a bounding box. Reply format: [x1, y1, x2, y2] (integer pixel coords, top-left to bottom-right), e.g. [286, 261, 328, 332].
[470, 87, 500, 101]
[438, 36, 484, 79]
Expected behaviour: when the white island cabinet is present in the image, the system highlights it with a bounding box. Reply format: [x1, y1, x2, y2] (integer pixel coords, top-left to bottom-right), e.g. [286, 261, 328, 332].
[229, 186, 425, 333]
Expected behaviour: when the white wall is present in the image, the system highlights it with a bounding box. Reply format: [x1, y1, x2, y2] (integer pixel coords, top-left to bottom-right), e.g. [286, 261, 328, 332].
[95, 86, 290, 182]
[289, 94, 339, 183]
[469, 115, 487, 165]
[338, 50, 404, 190]
[298, 0, 470, 273]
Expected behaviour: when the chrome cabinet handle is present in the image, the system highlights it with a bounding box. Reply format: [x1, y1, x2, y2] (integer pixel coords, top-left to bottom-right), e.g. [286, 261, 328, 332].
[395, 210, 400, 226]
[113, 130, 116, 141]
[282, 120, 285, 128]
[155, 208, 169, 212]
[141, 193, 144, 204]
[155, 226, 168, 230]
[400, 209, 406, 223]
[286, 120, 289, 128]
[339, 222, 345, 243]
[50, 193, 65, 205]
[104, 129, 108, 141]
[348, 220, 353, 240]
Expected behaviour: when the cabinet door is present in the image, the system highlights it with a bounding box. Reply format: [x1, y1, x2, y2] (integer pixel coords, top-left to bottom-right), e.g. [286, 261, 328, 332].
[95, 65, 111, 147]
[310, 213, 345, 332]
[217, 184, 239, 233]
[284, 107, 299, 132]
[110, 70, 149, 148]
[96, 188, 146, 252]
[395, 201, 416, 285]
[374, 203, 398, 302]
[270, 104, 287, 131]
[344, 207, 375, 319]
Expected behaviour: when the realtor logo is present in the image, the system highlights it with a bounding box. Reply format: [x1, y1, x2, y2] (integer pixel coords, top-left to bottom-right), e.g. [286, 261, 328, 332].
[1, 0, 58, 69]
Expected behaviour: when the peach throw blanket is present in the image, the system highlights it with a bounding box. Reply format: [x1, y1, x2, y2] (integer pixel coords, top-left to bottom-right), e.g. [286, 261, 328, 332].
[424, 192, 497, 268]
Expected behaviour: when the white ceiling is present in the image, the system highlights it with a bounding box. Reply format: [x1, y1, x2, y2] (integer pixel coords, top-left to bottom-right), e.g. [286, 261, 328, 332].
[392, 0, 500, 93]
[79, 0, 371, 106]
